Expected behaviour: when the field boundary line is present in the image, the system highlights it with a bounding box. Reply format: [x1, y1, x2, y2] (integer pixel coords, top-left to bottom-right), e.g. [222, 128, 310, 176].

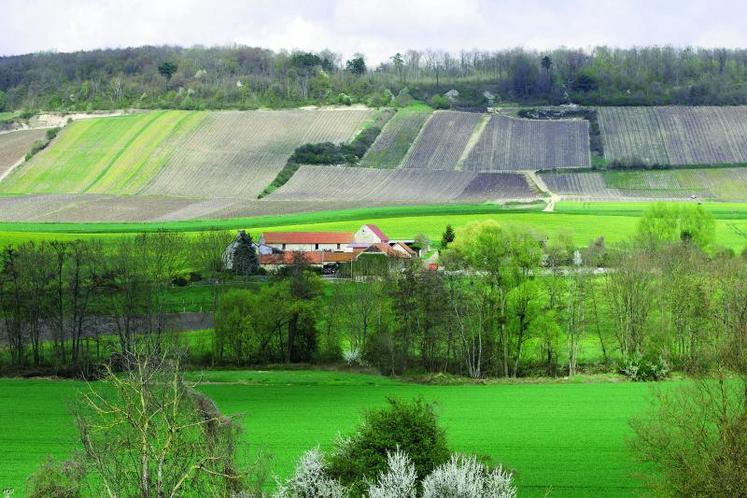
[0, 157, 25, 183]
[397, 111, 435, 169]
[82, 111, 164, 193]
[525, 170, 560, 211]
[455, 113, 490, 171]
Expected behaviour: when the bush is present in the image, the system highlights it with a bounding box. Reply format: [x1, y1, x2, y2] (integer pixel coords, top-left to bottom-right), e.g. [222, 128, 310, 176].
[422, 455, 516, 498]
[620, 352, 670, 381]
[274, 448, 347, 498]
[327, 397, 450, 493]
[25, 140, 47, 160]
[46, 127, 61, 141]
[338, 93, 353, 106]
[25, 455, 85, 498]
[430, 95, 450, 109]
[367, 450, 417, 498]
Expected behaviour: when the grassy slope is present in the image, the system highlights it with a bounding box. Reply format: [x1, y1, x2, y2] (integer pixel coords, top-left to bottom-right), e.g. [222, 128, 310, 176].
[0, 111, 205, 194]
[0, 201, 746, 250]
[359, 105, 432, 168]
[602, 168, 747, 200]
[0, 371, 655, 497]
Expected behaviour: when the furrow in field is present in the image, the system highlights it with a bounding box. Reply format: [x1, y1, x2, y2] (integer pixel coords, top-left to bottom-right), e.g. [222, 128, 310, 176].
[267, 165, 538, 202]
[0, 129, 47, 179]
[402, 111, 483, 170]
[598, 106, 747, 166]
[142, 109, 372, 198]
[464, 115, 590, 171]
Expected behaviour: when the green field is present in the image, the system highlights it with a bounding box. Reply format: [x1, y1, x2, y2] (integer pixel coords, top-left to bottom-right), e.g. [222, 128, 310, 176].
[0, 111, 206, 194]
[1, 201, 746, 251]
[360, 105, 432, 168]
[0, 370, 658, 497]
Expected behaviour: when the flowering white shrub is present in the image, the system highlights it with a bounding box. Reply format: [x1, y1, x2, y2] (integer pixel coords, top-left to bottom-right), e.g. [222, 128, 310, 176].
[273, 448, 347, 498]
[367, 450, 418, 498]
[421, 454, 516, 498]
[342, 347, 364, 366]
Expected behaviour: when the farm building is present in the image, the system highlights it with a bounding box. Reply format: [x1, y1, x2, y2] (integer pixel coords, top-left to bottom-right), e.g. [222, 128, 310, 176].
[259, 224, 389, 253]
[256, 224, 416, 272]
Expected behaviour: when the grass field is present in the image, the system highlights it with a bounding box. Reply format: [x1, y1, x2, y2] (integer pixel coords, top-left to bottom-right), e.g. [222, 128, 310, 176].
[0, 201, 746, 250]
[0, 370, 658, 497]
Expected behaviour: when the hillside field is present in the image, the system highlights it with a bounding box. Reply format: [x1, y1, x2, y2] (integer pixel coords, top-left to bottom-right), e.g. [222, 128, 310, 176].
[0, 129, 47, 179]
[0, 108, 373, 198]
[268, 166, 537, 202]
[360, 105, 432, 168]
[0, 370, 656, 497]
[464, 115, 590, 171]
[598, 106, 747, 166]
[541, 168, 747, 201]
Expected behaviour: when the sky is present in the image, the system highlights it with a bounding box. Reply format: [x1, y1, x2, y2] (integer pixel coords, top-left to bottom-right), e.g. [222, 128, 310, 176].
[3, 0, 747, 64]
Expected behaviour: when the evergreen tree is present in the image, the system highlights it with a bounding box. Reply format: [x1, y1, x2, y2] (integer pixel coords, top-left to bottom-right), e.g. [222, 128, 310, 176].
[440, 225, 455, 249]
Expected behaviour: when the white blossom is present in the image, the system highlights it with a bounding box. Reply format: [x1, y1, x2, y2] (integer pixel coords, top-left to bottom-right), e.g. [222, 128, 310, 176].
[274, 448, 347, 498]
[367, 449, 417, 498]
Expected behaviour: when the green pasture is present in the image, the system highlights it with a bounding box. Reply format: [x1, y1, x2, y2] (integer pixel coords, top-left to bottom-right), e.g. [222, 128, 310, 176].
[0, 370, 658, 497]
[1, 201, 746, 250]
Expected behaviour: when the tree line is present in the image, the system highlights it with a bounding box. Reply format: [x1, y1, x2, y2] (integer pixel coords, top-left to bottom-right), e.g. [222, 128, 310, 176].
[2, 204, 746, 380]
[3, 45, 747, 112]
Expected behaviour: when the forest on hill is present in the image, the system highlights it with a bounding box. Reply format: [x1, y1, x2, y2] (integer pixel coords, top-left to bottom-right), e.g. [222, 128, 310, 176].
[3, 46, 747, 111]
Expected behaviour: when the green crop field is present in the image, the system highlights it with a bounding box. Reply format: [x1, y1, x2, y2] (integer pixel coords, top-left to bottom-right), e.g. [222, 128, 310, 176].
[0, 108, 373, 199]
[0, 370, 660, 497]
[360, 105, 432, 168]
[1, 201, 746, 250]
[0, 111, 206, 194]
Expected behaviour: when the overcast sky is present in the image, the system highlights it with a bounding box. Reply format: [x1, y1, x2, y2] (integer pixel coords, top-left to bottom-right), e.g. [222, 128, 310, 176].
[3, 0, 747, 64]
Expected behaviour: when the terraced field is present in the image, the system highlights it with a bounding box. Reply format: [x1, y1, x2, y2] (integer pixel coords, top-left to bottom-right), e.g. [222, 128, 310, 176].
[464, 115, 590, 171]
[360, 107, 432, 168]
[0, 109, 373, 198]
[541, 167, 747, 201]
[0, 129, 47, 179]
[268, 165, 537, 202]
[598, 106, 747, 165]
[403, 110, 482, 170]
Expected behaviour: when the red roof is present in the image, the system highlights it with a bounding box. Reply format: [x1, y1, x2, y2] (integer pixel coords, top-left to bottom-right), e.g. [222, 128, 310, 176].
[362, 243, 410, 258]
[262, 231, 354, 244]
[364, 224, 389, 243]
[393, 242, 416, 256]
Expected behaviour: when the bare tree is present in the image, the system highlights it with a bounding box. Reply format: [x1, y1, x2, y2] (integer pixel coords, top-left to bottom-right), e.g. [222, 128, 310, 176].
[74, 351, 246, 497]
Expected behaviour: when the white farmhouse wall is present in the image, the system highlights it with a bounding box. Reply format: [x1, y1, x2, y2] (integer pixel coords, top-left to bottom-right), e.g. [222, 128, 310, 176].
[265, 242, 349, 252]
[354, 225, 383, 244]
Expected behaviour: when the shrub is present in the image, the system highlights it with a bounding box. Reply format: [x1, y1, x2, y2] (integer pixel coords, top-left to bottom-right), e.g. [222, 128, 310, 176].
[25, 455, 86, 498]
[430, 95, 450, 109]
[343, 347, 364, 367]
[25, 140, 47, 161]
[327, 397, 450, 493]
[338, 93, 353, 106]
[422, 455, 516, 498]
[620, 352, 670, 381]
[46, 127, 61, 141]
[367, 450, 417, 498]
[274, 448, 347, 498]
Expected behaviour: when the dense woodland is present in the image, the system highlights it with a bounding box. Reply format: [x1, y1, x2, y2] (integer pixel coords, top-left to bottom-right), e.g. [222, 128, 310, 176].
[4, 45, 747, 112]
